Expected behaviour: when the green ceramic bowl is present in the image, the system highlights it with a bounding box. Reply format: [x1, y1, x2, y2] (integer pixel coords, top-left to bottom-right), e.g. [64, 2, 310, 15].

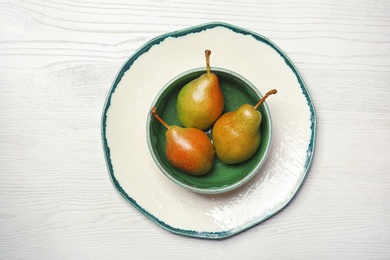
[146, 67, 272, 194]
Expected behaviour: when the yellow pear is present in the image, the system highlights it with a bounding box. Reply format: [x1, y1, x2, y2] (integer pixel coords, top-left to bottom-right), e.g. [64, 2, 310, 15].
[176, 50, 224, 130]
[212, 89, 277, 164]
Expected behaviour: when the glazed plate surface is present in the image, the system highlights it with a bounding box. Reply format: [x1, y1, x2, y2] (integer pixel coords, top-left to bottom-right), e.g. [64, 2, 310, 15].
[102, 22, 316, 239]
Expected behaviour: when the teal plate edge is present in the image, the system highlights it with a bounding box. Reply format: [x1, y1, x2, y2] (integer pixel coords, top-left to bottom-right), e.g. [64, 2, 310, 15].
[101, 21, 317, 240]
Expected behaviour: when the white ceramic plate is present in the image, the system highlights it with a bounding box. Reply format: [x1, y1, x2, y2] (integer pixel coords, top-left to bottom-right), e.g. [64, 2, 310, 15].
[102, 22, 316, 239]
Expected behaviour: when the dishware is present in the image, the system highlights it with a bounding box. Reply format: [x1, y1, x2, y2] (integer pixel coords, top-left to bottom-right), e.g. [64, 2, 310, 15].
[146, 67, 273, 194]
[101, 22, 316, 239]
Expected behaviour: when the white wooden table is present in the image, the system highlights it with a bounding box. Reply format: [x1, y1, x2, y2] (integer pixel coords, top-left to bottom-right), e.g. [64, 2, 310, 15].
[1, 1, 389, 259]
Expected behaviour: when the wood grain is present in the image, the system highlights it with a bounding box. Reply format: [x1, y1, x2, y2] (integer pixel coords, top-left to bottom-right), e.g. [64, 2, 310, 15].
[1, 0, 389, 259]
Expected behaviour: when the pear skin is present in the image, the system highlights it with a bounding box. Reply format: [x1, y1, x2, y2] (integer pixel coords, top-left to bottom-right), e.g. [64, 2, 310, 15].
[166, 126, 214, 175]
[152, 107, 214, 175]
[212, 89, 277, 164]
[212, 104, 261, 164]
[176, 50, 224, 130]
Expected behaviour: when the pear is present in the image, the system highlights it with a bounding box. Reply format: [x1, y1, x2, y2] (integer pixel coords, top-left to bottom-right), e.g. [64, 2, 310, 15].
[151, 107, 214, 175]
[176, 50, 224, 130]
[212, 89, 277, 164]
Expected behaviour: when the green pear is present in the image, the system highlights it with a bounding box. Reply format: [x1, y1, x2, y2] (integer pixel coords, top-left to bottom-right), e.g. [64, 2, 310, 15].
[151, 107, 214, 175]
[176, 50, 224, 130]
[212, 89, 277, 164]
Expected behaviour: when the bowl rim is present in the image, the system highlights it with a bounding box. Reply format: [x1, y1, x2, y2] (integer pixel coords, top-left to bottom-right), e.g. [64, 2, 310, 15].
[146, 66, 273, 194]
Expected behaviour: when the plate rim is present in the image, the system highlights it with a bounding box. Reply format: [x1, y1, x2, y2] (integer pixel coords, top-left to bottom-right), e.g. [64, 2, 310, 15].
[101, 21, 317, 239]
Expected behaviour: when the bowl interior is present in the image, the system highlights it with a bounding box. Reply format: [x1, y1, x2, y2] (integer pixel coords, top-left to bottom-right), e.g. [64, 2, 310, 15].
[147, 68, 271, 193]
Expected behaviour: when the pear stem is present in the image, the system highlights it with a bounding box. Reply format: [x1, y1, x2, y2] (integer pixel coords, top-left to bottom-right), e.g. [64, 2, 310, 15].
[253, 89, 278, 110]
[151, 107, 170, 129]
[205, 50, 211, 76]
